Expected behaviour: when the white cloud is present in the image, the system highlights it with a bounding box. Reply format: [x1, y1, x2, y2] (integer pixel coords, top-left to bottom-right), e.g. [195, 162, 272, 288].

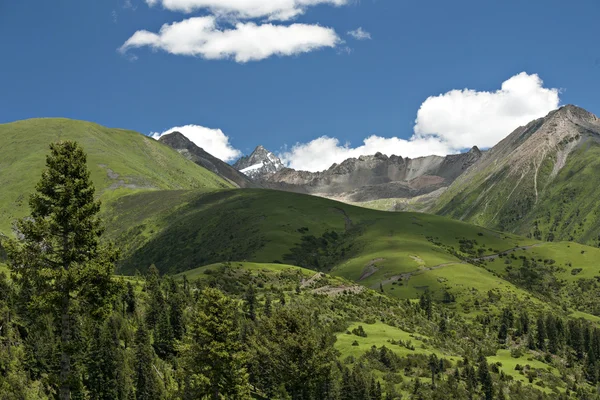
[145, 0, 348, 21]
[280, 135, 453, 172]
[119, 16, 340, 62]
[347, 27, 371, 40]
[414, 72, 560, 149]
[152, 125, 242, 162]
[280, 72, 560, 172]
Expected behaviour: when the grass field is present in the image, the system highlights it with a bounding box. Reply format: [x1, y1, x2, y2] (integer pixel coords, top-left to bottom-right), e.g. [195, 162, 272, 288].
[0, 118, 232, 234]
[485, 241, 600, 282]
[336, 321, 454, 360]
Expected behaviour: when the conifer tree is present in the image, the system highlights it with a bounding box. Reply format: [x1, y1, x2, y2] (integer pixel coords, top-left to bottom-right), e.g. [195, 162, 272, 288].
[180, 288, 250, 399]
[86, 316, 131, 400]
[124, 282, 136, 315]
[264, 294, 272, 318]
[6, 141, 118, 400]
[477, 355, 494, 400]
[133, 325, 163, 400]
[536, 316, 546, 351]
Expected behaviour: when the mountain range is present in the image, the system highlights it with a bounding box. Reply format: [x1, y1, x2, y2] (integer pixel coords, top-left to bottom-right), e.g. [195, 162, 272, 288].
[199, 104, 600, 247]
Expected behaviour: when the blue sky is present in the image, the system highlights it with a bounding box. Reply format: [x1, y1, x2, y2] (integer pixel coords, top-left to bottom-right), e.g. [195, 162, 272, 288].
[1, 0, 599, 171]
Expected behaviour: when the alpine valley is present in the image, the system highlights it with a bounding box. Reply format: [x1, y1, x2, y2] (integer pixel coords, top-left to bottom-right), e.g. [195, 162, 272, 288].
[4, 106, 600, 399]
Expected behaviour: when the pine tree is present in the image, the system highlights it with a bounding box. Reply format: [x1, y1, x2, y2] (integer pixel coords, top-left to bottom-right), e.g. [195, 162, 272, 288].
[153, 305, 175, 359]
[518, 311, 529, 336]
[180, 288, 251, 399]
[419, 290, 432, 320]
[536, 316, 546, 351]
[86, 316, 131, 400]
[428, 353, 439, 387]
[6, 141, 118, 400]
[124, 282, 136, 315]
[439, 315, 447, 335]
[264, 294, 272, 318]
[145, 265, 162, 329]
[546, 314, 559, 354]
[477, 355, 494, 400]
[167, 280, 185, 341]
[133, 325, 162, 400]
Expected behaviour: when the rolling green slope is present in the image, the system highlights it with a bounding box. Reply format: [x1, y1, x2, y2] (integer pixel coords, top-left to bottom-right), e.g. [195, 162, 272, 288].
[433, 105, 600, 247]
[0, 118, 233, 233]
[104, 187, 532, 275]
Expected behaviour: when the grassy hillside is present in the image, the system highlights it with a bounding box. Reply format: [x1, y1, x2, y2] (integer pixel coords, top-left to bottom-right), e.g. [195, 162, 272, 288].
[104, 188, 533, 275]
[103, 187, 600, 322]
[0, 118, 233, 234]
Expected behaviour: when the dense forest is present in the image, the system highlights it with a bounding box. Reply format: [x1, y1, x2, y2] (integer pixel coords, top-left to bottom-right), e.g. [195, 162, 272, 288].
[3, 142, 600, 399]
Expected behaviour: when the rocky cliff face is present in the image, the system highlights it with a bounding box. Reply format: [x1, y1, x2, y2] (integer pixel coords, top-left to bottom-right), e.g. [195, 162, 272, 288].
[233, 145, 285, 180]
[434, 105, 600, 245]
[159, 132, 258, 188]
[232, 144, 482, 208]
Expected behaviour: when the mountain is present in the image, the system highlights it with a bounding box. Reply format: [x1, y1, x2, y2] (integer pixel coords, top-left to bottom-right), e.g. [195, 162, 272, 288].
[234, 146, 482, 209]
[158, 131, 259, 188]
[0, 118, 233, 234]
[232, 145, 285, 180]
[434, 105, 600, 245]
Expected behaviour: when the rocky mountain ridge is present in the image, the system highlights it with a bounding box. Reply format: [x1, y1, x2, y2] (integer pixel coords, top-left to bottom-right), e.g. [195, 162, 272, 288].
[233, 143, 482, 208]
[159, 131, 258, 188]
[232, 145, 285, 180]
[434, 104, 600, 245]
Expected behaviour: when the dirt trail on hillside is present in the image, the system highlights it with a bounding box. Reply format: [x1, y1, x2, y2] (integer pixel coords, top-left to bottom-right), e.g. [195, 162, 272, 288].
[330, 207, 353, 231]
[359, 258, 384, 281]
[370, 243, 543, 289]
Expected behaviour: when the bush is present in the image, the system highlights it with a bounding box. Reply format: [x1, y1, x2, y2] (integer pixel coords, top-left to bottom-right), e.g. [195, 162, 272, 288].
[511, 347, 524, 358]
[352, 340, 359, 346]
[352, 326, 368, 337]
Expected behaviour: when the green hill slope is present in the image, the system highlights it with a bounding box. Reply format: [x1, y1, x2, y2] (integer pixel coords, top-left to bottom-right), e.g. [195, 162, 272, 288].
[103, 187, 600, 319]
[0, 118, 233, 233]
[104, 187, 531, 275]
[433, 105, 600, 247]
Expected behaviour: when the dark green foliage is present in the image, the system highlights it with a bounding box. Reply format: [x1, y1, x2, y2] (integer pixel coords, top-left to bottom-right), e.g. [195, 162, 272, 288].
[133, 325, 163, 400]
[179, 288, 251, 399]
[352, 325, 368, 337]
[478, 355, 494, 400]
[247, 305, 338, 399]
[283, 230, 356, 271]
[419, 290, 433, 320]
[85, 316, 131, 400]
[5, 141, 118, 400]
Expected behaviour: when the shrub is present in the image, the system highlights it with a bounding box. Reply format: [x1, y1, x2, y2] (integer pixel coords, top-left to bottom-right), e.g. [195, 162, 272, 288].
[352, 326, 368, 337]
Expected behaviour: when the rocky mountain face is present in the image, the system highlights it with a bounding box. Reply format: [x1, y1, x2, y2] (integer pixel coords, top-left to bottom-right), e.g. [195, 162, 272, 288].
[434, 105, 600, 245]
[232, 145, 285, 180]
[159, 132, 258, 188]
[233, 144, 482, 209]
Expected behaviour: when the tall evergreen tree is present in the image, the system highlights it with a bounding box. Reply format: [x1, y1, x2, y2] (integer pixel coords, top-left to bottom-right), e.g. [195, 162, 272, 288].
[86, 316, 131, 400]
[180, 288, 250, 399]
[133, 325, 163, 400]
[5, 141, 118, 400]
[477, 355, 494, 400]
[536, 316, 546, 351]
